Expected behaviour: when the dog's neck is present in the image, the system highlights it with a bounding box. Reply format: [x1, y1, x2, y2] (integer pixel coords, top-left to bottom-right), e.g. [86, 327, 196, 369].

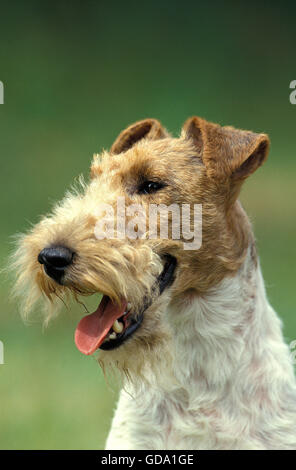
[108, 246, 296, 450]
[138, 245, 293, 404]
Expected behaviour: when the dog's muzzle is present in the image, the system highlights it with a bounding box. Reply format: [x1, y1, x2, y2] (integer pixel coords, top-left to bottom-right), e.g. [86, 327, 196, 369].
[38, 246, 74, 284]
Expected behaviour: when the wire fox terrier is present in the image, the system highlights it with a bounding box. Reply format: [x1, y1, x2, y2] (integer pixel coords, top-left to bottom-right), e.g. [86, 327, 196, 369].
[12, 117, 296, 449]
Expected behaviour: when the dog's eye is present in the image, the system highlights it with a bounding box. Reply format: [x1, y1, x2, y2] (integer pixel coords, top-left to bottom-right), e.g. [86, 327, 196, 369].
[137, 181, 165, 195]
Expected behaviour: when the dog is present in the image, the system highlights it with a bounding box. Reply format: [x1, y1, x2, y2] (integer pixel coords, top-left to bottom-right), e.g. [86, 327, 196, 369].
[12, 117, 296, 449]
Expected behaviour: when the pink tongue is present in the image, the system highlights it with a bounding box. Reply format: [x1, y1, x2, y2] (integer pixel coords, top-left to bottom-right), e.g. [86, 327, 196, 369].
[75, 296, 127, 355]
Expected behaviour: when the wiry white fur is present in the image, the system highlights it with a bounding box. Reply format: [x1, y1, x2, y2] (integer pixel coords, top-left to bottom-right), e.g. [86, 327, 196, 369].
[106, 248, 296, 449]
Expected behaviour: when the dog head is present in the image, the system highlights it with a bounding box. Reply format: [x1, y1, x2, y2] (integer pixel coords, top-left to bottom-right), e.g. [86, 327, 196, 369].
[12, 117, 269, 374]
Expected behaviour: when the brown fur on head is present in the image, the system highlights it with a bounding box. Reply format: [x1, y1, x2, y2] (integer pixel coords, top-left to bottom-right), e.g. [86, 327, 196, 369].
[11, 116, 269, 375]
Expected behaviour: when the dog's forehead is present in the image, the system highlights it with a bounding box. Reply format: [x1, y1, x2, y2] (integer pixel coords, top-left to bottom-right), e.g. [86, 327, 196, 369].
[92, 137, 201, 180]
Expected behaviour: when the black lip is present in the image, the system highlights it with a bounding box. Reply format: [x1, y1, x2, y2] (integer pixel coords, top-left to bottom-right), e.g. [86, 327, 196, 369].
[99, 311, 144, 351]
[158, 254, 177, 295]
[99, 254, 177, 351]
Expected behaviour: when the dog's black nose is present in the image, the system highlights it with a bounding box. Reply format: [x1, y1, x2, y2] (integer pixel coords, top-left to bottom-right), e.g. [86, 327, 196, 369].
[38, 246, 74, 283]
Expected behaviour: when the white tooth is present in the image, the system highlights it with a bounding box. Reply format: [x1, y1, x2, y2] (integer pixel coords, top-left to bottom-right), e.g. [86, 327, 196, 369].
[109, 332, 117, 340]
[127, 302, 132, 311]
[113, 319, 123, 333]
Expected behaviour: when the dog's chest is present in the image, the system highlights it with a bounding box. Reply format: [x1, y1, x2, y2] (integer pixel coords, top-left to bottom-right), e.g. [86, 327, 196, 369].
[157, 398, 223, 450]
[106, 388, 219, 450]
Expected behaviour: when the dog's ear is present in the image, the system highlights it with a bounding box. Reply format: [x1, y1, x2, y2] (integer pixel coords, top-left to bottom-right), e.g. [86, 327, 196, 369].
[183, 116, 270, 182]
[110, 119, 169, 154]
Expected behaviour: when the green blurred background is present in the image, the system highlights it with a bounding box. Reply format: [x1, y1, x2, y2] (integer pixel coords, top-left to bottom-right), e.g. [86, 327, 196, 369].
[0, 0, 296, 449]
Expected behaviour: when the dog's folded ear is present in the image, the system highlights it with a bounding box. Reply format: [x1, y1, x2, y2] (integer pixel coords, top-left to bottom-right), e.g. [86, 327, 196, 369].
[111, 119, 169, 154]
[183, 116, 270, 182]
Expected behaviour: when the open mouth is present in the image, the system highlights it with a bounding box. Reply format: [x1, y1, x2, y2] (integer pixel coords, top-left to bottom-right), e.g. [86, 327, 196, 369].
[74, 255, 177, 355]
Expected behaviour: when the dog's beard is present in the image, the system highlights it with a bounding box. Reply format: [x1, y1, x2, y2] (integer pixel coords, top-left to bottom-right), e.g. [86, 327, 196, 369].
[97, 291, 175, 387]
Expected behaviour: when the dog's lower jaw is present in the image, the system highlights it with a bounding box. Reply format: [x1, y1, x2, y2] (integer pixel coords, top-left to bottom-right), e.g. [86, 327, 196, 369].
[105, 246, 296, 450]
